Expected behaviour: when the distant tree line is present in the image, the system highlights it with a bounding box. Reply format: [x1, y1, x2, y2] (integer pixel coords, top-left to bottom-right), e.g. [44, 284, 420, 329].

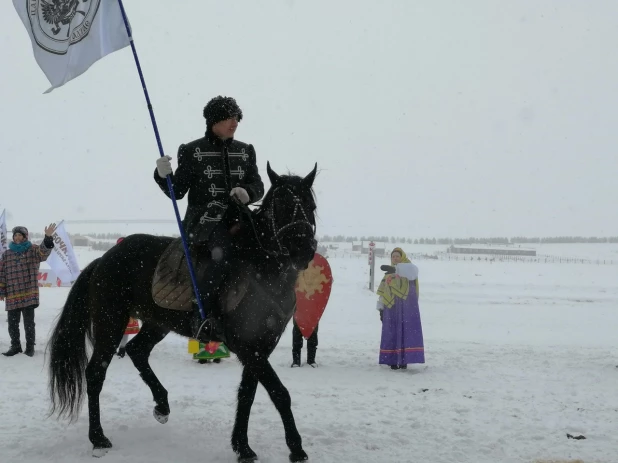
[91, 241, 115, 251]
[510, 236, 618, 244]
[86, 233, 124, 240]
[318, 235, 618, 244]
[25, 231, 618, 246]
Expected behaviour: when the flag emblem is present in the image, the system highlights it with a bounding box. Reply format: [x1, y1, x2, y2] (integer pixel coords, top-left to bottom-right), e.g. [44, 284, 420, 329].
[27, 0, 102, 54]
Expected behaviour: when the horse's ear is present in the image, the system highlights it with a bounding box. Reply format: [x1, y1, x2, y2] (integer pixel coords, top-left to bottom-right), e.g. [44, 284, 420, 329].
[301, 163, 317, 189]
[267, 161, 282, 186]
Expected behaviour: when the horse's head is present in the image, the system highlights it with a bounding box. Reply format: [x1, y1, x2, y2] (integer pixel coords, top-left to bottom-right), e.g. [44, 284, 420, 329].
[260, 162, 318, 269]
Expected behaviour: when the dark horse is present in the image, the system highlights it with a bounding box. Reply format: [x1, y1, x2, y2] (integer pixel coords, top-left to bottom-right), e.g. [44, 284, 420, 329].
[48, 163, 318, 462]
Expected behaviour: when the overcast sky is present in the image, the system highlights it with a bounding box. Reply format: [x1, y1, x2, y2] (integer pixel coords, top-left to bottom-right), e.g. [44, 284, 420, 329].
[1, 0, 617, 239]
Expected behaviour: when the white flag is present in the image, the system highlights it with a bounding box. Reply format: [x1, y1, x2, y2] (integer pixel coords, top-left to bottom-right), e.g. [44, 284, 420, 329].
[13, 0, 131, 93]
[0, 210, 8, 260]
[47, 221, 81, 285]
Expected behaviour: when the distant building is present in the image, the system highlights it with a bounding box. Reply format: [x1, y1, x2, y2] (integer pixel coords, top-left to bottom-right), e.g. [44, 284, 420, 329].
[448, 244, 536, 257]
[374, 243, 386, 257]
[361, 241, 386, 257]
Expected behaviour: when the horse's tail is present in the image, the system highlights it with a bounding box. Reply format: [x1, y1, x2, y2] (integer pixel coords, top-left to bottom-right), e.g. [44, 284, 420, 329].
[48, 258, 99, 422]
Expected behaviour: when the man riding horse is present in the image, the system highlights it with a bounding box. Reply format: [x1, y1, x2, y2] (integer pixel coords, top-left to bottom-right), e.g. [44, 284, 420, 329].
[154, 96, 264, 341]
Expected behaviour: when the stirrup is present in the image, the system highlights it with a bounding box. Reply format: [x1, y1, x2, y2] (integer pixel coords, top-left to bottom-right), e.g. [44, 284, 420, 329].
[193, 317, 211, 341]
[194, 315, 226, 344]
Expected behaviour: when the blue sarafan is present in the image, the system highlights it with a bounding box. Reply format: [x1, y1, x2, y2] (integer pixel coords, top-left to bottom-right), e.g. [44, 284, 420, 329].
[47, 163, 319, 462]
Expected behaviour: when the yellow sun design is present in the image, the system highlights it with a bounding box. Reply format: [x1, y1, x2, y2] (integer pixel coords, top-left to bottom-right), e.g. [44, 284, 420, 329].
[296, 262, 329, 299]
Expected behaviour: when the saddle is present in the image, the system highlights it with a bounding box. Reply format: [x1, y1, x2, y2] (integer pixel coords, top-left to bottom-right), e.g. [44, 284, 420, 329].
[152, 238, 250, 313]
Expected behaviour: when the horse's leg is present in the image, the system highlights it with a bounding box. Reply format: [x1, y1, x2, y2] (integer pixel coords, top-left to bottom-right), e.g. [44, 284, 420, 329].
[125, 322, 170, 423]
[85, 322, 126, 456]
[241, 357, 308, 462]
[231, 366, 259, 462]
[258, 359, 307, 462]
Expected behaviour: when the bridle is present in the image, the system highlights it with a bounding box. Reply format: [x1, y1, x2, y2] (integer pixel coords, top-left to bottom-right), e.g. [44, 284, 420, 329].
[268, 185, 315, 254]
[235, 185, 315, 262]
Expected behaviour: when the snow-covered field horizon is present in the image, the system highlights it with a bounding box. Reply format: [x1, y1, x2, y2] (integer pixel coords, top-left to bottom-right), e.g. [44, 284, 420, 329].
[1, 247, 617, 463]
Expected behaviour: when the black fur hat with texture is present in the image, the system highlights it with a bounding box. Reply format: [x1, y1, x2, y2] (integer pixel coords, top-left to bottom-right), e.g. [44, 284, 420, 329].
[203, 96, 243, 129]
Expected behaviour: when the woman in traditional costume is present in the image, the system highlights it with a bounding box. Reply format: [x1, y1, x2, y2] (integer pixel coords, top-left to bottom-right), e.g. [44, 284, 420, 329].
[376, 248, 425, 370]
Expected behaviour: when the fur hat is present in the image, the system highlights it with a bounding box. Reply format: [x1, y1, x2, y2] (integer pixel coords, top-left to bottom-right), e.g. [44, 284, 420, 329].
[12, 226, 28, 239]
[203, 96, 243, 129]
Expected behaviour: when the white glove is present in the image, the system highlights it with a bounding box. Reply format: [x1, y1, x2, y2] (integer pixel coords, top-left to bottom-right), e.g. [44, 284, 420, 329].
[156, 156, 173, 178]
[230, 187, 250, 204]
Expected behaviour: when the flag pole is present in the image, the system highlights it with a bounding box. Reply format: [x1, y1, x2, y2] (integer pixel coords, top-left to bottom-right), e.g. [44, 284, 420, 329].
[115, 0, 206, 321]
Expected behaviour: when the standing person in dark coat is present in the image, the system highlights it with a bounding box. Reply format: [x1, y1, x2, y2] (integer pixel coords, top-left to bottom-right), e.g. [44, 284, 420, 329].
[0, 223, 56, 356]
[154, 96, 264, 340]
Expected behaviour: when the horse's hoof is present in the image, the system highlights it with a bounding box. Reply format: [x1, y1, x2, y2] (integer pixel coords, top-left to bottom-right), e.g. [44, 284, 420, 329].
[235, 446, 258, 462]
[289, 450, 308, 462]
[92, 447, 109, 458]
[92, 439, 112, 459]
[153, 407, 169, 424]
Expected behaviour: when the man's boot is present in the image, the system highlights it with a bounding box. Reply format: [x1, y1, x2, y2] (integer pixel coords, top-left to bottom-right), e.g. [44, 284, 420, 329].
[191, 239, 229, 342]
[307, 347, 318, 368]
[306, 324, 319, 368]
[193, 256, 228, 342]
[3, 344, 22, 357]
[24, 344, 35, 357]
[291, 350, 301, 368]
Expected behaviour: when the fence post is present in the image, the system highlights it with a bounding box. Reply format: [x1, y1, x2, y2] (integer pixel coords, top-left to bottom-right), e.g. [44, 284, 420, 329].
[368, 241, 376, 291]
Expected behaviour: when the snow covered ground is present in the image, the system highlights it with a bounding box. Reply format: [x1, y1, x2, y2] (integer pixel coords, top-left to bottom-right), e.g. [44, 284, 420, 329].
[1, 248, 617, 463]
